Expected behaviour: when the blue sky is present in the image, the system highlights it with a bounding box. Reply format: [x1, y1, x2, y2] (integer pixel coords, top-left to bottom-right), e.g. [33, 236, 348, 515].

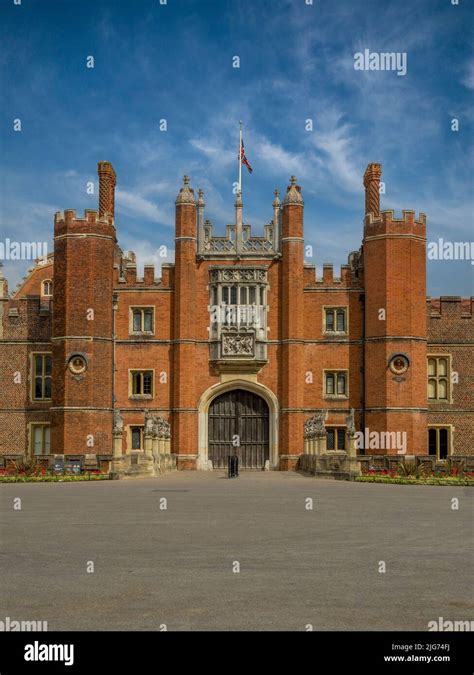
[0, 0, 473, 296]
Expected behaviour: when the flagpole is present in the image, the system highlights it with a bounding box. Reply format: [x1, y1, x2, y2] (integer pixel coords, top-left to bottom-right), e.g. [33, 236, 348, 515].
[239, 120, 242, 194]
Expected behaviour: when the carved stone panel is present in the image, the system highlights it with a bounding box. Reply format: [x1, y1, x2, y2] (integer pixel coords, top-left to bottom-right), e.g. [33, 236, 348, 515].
[221, 332, 254, 357]
[304, 411, 327, 438]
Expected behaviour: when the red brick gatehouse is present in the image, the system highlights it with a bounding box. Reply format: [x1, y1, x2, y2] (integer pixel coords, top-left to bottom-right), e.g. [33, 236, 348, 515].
[0, 162, 472, 471]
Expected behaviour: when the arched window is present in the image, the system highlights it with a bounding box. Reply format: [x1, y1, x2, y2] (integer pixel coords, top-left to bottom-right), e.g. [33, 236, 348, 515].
[42, 279, 53, 296]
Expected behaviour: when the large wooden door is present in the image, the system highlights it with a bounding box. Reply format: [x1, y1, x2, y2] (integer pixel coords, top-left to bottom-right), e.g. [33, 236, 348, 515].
[208, 390, 269, 469]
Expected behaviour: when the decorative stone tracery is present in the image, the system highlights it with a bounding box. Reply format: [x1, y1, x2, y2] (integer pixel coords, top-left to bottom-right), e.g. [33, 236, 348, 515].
[197, 188, 279, 257]
[209, 268, 267, 283]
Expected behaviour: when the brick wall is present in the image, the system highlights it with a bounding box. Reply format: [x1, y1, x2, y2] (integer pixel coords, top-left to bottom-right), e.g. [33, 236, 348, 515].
[428, 297, 474, 455]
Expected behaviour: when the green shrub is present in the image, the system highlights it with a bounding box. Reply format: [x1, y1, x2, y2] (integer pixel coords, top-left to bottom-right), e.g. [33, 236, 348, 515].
[0, 474, 111, 483]
[397, 458, 422, 478]
[355, 475, 473, 487]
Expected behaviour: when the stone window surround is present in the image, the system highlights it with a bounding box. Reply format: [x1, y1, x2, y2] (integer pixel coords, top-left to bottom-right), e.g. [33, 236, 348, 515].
[326, 425, 347, 451]
[41, 279, 53, 297]
[28, 422, 51, 457]
[128, 369, 155, 399]
[323, 369, 349, 399]
[129, 305, 155, 335]
[30, 352, 52, 402]
[427, 353, 453, 403]
[128, 424, 144, 451]
[323, 305, 349, 335]
[427, 424, 453, 460]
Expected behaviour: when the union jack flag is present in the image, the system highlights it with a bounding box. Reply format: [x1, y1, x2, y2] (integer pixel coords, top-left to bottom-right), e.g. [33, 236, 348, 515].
[240, 139, 253, 174]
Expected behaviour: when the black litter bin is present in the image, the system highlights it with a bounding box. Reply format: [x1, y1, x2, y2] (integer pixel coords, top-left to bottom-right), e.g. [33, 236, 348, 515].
[228, 454, 239, 478]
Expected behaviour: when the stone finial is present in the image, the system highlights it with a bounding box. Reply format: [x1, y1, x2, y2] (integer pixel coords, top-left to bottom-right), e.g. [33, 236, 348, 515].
[272, 189, 280, 208]
[363, 163, 382, 217]
[283, 176, 303, 206]
[0, 261, 6, 299]
[97, 161, 117, 218]
[175, 175, 196, 205]
[197, 188, 205, 207]
[234, 190, 243, 208]
[345, 408, 356, 436]
[112, 409, 124, 435]
[144, 409, 155, 436]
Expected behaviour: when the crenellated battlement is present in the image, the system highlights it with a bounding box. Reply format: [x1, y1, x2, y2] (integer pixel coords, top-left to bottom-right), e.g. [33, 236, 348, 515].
[115, 258, 172, 288]
[54, 208, 115, 239]
[314, 263, 353, 287]
[427, 296, 474, 318]
[54, 162, 117, 232]
[54, 208, 114, 227]
[364, 209, 427, 228]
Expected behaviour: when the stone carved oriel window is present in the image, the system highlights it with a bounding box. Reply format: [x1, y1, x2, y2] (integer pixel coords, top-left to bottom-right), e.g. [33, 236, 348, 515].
[209, 267, 268, 343]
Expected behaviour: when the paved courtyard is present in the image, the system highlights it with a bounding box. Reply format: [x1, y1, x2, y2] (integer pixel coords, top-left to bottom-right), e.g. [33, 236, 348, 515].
[0, 472, 472, 631]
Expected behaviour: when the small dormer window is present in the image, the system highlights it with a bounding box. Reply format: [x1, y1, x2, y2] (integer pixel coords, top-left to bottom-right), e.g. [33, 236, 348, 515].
[42, 280, 53, 296]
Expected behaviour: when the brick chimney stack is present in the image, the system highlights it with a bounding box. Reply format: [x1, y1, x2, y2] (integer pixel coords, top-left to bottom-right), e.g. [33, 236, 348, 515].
[98, 161, 116, 218]
[363, 163, 382, 217]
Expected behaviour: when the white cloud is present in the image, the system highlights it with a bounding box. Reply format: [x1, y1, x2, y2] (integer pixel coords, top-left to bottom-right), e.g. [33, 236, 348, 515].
[139, 181, 175, 198]
[312, 120, 360, 194]
[115, 188, 172, 226]
[189, 138, 235, 168]
[461, 58, 474, 90]
[0, 201, 58, 292]
[253, 137, 311, 179]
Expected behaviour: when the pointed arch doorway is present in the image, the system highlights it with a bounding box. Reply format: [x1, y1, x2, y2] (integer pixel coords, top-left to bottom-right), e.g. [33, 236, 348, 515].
[207, 389, 270, 469]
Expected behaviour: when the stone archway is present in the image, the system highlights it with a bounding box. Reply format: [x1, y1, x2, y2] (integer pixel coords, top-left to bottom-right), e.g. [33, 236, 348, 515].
[197, 379, 279, 470]
[208, 389, 269, 469]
